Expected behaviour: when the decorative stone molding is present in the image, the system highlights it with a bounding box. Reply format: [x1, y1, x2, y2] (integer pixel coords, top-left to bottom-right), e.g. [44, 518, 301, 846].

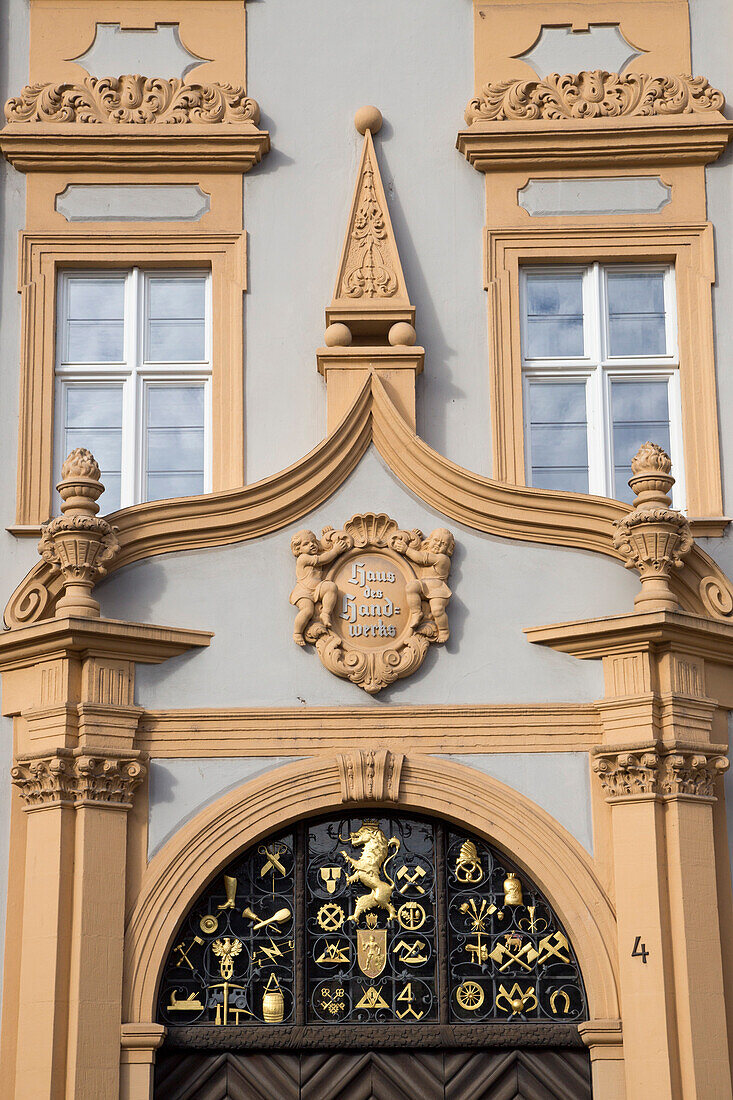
[592, 744, 729, 801]
[612, 443, 693, 612]
[7, 375, 733, 629]
[5, 76, 260, 126]
[38, 448, 119, 618]
[11, 749, 146, 811]
[464, 72, 725, 124]
[290, 512, 454, 693]
[337, 749, 404, 802]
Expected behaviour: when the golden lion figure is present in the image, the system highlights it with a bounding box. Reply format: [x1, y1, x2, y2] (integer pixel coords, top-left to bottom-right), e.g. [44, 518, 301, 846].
[339, 822, 401, 924]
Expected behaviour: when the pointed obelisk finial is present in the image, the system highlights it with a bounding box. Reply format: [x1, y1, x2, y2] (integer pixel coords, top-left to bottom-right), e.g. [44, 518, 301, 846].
[324, 107, 415, 343]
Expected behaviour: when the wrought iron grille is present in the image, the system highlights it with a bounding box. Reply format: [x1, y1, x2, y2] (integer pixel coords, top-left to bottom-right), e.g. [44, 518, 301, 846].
[157, 815, 587, 1032]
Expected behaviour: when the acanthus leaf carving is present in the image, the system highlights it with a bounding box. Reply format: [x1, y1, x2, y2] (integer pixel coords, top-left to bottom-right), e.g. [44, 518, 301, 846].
[4, 76, 261, 126]
[592, 744, 729, 801]
[12, 750, 146, 810]
[342, 150, 398, 300]
[464, 71, 725, 124]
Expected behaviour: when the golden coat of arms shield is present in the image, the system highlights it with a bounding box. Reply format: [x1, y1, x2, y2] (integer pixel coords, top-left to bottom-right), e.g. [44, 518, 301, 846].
[356, 928, 387, 978]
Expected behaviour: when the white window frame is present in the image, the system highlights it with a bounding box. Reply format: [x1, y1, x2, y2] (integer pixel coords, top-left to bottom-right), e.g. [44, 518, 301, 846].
[520, 261, 683, 508]
[54, 267, 213, 511]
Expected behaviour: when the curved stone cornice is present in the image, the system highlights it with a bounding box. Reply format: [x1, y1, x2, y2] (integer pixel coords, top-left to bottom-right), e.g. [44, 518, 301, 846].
[122, 754, 619, 1023]
[5, 376, 733, 627]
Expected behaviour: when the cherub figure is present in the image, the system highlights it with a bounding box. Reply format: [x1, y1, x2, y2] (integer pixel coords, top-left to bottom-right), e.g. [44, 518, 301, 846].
[289, 527, 351, 646]
[390, 528, 454, 642]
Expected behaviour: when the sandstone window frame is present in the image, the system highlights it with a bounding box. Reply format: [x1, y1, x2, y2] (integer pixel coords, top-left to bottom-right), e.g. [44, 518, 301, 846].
[486, 223, 724, 530]
[11, 230, 245, 532]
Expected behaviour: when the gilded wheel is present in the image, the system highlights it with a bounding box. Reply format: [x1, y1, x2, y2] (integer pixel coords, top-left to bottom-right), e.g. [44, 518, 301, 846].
[317, 903, 345, 931]
[456, 981, 484, 1011]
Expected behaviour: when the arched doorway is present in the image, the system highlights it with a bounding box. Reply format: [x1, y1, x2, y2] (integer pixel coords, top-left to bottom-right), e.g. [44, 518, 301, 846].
[122, 755, 621, 1098]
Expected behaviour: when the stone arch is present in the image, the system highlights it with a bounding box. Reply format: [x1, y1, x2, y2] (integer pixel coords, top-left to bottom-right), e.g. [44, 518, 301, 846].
[123, 753, 619, 1023]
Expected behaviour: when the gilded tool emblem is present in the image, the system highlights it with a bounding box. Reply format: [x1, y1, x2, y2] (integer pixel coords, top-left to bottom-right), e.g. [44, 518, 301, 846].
[251, 938, 293, 967]
[319, 866, 342, 894]
[459, 897, 502, 929]
[167, 990, 205, 1012]
[174, 936, 203, 969]
[316, 940, 350, 964]
[289, 514, 455, 693]
[518, 905, 548, 933]
[218, 875, 237, 910]
[241, 904, 292, 931]
[357, 928, 387, 978]
[397, 901, 426, 930]
[199, 915, 218, 935]
[259, 844, 287, 878]
[396, 865, 426, 893]
[339, 821, 401, 925]
[392, 939, 428, 965]
[495, 983, 538, 1017]
[317, 903, 345, 931]
[455, 840, 482, 883]
[354, 985, 390, 1010]
[456, 981, 484, 1011]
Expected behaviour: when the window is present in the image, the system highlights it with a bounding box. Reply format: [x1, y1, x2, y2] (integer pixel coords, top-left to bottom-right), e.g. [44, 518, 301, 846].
[55, 268, 211, 513]
[520, 263, 683, 506]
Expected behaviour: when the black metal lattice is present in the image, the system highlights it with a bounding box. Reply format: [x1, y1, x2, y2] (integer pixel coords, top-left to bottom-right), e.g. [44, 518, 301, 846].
[157, 815, 587, 1032]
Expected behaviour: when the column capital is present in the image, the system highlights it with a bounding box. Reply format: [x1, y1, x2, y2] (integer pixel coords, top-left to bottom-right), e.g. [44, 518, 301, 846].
[592, 741, 728, 803]
[12, 748, 147, 811]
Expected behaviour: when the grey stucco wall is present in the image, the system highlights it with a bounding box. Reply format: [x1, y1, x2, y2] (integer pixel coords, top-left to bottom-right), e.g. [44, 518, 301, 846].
[243, 0, 489, 481]
[98, 448, 638, 708]
[148, 751, 592, 862]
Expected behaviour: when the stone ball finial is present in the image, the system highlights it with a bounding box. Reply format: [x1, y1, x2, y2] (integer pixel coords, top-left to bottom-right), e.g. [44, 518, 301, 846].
[60, 447, 101, 482]
[324, 323, 353, 347]
[355, 105, 383, 135]
[388, 322, 417, 347]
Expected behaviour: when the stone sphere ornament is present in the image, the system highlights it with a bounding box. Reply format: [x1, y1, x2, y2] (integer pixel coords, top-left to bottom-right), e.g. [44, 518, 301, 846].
[388, 322, 417, 347]
[354, 105, 383, 135]
[324, 323, 353, 347]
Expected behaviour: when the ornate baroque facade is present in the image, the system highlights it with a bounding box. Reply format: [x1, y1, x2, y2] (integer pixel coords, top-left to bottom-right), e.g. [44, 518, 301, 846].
[0, 0, 732, 1098]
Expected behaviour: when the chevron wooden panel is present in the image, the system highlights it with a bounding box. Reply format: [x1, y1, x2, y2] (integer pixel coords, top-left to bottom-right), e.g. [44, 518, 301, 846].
[300, 1052, 444, 1100]
[444, 1050, 592, 1100]
[155, 1049, 591, 1099]
[154, 1050, 300, 1100]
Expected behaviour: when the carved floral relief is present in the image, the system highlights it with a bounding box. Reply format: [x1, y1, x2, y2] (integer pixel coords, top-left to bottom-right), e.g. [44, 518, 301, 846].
[4, 76, 260, 125]
[289, 513, 454, 693]
[465, 71, 725, 124]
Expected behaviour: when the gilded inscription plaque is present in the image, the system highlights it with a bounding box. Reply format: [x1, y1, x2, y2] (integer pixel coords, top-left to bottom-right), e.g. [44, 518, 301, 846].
[289, 513, 454, 692]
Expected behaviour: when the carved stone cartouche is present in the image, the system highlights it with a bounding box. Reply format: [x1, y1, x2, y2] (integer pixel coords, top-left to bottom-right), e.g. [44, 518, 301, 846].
[612, 442, 693, 612]
[37, 448, 119, 618]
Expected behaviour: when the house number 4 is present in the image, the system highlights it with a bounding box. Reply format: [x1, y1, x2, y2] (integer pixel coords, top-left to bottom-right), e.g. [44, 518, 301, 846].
[632, 936, 649, 964]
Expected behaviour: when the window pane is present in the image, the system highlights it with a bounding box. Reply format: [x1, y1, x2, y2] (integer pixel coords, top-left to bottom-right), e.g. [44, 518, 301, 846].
[147, 320, 205, 362]
[146, 473, 205, 501]
[66, 321, 124, 362]
[148, 277, 206, 320]
[67, 278, 125, 320]
[607, 271, 666, 356]
[144, 385, 205, 502]
[147, 384, 204, 427]
[611, 379, 670, 501]
[61, 384, 123, 513]
[524, 273, 584, 358]
[527, 381, 589, 493]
